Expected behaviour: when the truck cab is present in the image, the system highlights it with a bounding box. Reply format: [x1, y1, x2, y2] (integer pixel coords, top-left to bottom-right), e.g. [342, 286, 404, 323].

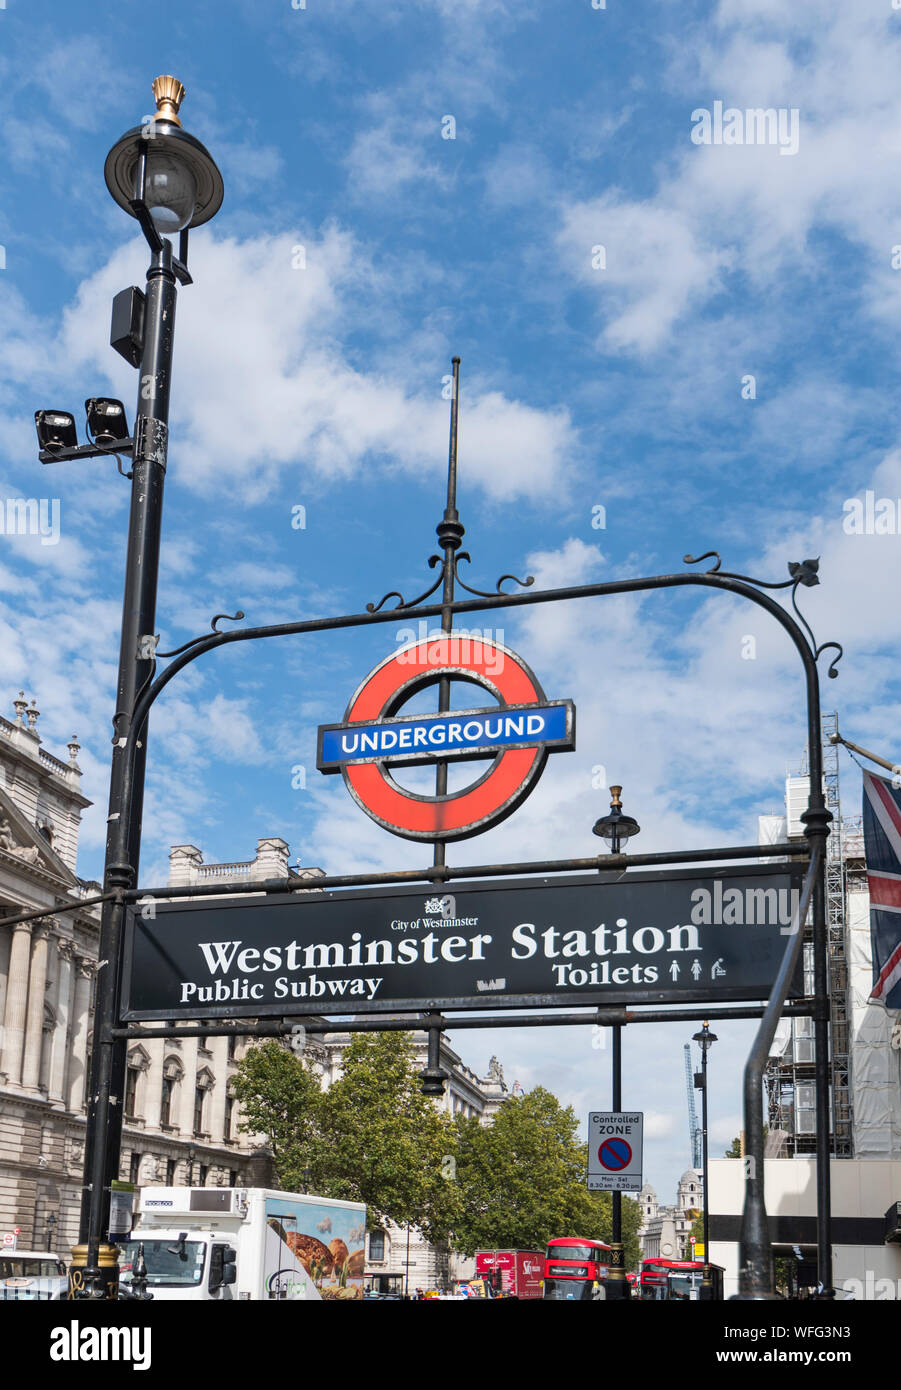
[119, 1232, 236, 1299]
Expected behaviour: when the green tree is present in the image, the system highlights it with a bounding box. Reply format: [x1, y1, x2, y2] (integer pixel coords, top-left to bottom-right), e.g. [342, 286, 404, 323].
[315, 1032, 459, 1241]
[449, 1086, 641, 1266]
[234, 1033, 458, 1238]
[230, 1039, 322, 1191]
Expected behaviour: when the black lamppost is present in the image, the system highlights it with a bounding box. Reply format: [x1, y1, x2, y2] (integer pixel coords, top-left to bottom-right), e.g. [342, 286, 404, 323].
[593, 786, 641, 1301]
[692, 1021, 717, 1299]
[302, 1167, 311, 1195]
[36, 77, 223, 1300]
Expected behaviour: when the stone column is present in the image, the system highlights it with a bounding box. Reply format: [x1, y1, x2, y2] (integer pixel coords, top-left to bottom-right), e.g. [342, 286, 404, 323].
[178, 1036, 199, 1135]
[0, 922, 33, 1086]
[143, 1040, 164, 1130]
[48, 940, 74, 1102]
[67, 959, 94, 1112]
[21, 925, 50, 1091]
[208, 1038, 228, 1142]
[0, 922, 11, 1047]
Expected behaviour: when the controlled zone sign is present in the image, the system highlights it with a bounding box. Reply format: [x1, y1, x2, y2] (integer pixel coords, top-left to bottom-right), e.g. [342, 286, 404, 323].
[588, 1112, 643, 1192]
[122, 862, 805, 1021]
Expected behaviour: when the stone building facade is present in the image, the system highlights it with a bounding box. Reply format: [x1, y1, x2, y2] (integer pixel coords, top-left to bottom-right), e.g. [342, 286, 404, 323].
[0, 696, 509, 1286]
[638, 1169, 703, 1262]
[0, 697, 272, 1255]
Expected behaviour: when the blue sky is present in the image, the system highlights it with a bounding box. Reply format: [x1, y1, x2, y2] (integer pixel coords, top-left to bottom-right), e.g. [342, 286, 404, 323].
[2, 0, 900, 1201]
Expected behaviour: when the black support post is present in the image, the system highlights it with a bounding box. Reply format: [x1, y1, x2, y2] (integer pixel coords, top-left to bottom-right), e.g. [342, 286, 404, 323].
[76, 239, 177, 1298]
[606, 1023, 630, 1299]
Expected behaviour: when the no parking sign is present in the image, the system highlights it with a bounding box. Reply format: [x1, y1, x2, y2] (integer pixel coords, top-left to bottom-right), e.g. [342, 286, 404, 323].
[587, 1112, 643, 1192]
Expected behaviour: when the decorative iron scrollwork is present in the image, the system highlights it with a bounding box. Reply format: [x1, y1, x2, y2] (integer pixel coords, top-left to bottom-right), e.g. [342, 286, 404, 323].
[452, 553, 535, 600]
[156, 610, 246, 659]
[683, 553, 842, 677]
[366, 556, 445, 612]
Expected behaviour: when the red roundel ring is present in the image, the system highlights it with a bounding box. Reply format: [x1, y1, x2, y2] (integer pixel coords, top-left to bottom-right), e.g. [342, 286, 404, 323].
[341, 636, 549, 841]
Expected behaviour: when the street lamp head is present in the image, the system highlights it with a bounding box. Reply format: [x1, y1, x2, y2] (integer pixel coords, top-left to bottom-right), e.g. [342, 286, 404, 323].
[85, 398, 129, 446]
[35, 410, 77, 453]
[692, 1021, 718, 1049]
[104, 75, 224, 235]
[592, 784, 641, 850]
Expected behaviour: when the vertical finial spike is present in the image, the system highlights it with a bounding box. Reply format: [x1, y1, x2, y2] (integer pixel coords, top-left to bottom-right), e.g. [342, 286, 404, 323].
[446, 356, 461, 517]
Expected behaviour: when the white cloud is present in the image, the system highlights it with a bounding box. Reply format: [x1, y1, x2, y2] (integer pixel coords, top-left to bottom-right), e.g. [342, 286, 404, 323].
[558, 2, 901, 353]
[558, 197, 732, 355]
[344, 112, 451, 200]
[644, 1111, 678, 1140]
[0, 227, 579, 506]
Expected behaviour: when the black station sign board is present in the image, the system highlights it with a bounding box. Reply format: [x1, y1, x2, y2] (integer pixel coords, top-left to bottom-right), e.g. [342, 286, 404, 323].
[122, 863, 805, 1020]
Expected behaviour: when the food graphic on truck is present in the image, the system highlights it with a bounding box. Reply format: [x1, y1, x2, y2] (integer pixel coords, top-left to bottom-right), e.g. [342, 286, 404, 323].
[269, 1197, 366, 1299]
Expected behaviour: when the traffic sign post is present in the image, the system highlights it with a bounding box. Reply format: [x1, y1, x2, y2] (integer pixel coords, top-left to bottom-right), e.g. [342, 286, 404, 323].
[587, 1112, 644, 1192]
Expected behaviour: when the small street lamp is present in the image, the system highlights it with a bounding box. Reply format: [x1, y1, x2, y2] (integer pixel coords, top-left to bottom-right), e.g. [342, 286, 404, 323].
[592, 786, 641, 855]
[692, 1021, 718, 1299]
[593, 786, 641, 1300]
[302, 1167, 312, 1195]
[45, 1212, 57, 1251]
[104, 75, 223, 244]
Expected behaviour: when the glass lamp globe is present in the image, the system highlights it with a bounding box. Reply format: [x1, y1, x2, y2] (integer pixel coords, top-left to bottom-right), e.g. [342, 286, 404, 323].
[144, 150, 198, 234]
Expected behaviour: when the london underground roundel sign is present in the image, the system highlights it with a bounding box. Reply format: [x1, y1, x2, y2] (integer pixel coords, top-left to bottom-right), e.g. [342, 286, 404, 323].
[317, 634, 575, 842]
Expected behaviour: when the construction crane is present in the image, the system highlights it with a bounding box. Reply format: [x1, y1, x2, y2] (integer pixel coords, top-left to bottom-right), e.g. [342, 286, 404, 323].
[684, 1044, 703, 1169]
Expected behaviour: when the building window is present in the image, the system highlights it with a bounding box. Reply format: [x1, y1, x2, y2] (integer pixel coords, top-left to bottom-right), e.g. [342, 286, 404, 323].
[198, 1164, 208, 1187]
[198, 1034, 208, 1051]
[227, 1035, 238, 1060]
[224, 1096, 234, 1141]
[166, 1159, 176, 1185]
[129, 1152, 142, 1185]
[194, 1087, 205, 1136]
[229, 1170, 238, 1187]
[369, 1231, 385, 1261]
[125, 1066, 140, 1119]
[160, 1077, 174, 1128]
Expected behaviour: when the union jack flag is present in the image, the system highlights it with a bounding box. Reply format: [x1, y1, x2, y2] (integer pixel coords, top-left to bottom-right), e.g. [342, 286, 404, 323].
[863, 769, 901, 1010]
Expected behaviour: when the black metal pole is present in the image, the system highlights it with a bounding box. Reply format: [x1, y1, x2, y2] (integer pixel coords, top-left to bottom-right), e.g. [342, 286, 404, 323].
[76, 238, 177, 1298]
[606, 1022, 629, 1299]
[698, 1030, 713, 1299]
[432, 356, 462, 877]
[810, 865, 833, 1295]
[735, 846, 821, 1298]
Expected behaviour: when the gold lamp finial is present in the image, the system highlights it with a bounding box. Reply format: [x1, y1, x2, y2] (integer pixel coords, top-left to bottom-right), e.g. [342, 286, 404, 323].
[151, 75, 185, 126]
[609, 785, 623, 808]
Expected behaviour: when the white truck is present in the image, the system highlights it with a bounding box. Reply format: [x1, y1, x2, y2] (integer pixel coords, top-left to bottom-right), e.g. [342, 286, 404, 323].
[119, 1187, 367, 1302]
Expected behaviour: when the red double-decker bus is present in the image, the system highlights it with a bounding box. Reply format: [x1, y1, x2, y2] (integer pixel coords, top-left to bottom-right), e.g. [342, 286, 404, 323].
[542, 1237, 611, 1300]
[638, 1257, 672, 1301]
[638, 1257, 724, 1301]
